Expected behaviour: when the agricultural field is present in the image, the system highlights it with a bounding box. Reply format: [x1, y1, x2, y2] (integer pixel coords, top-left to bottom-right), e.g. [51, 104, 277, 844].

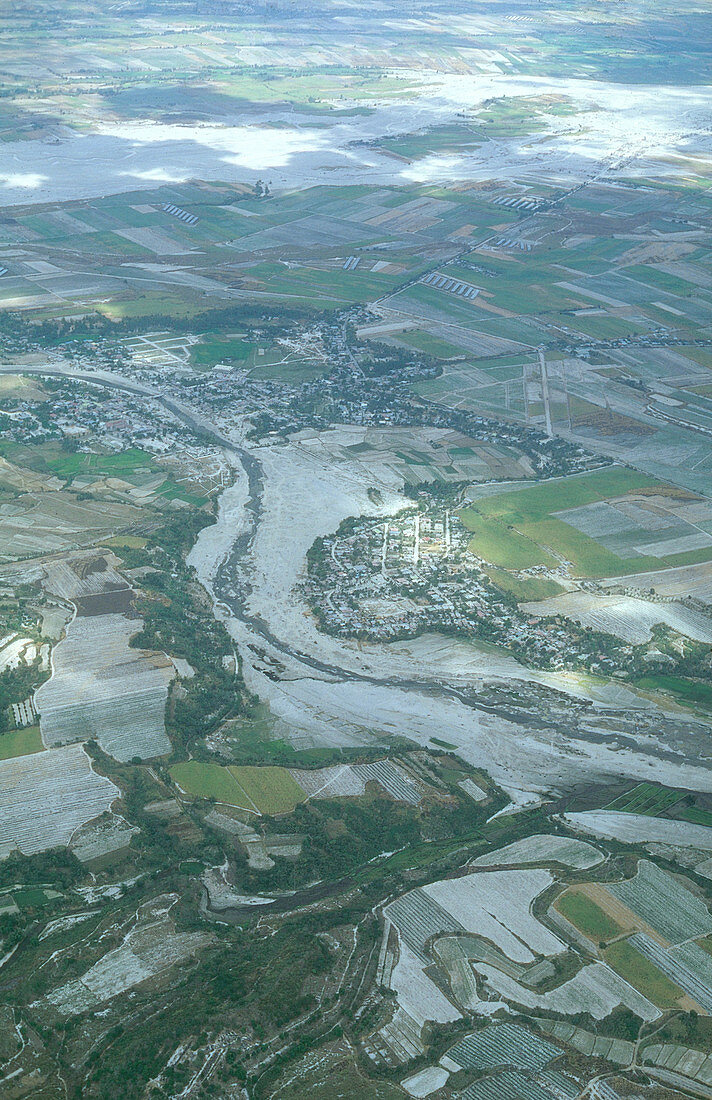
[0, 725, 43, 761]
[2, 1, 712, 1096]
[565, 811, 712, 851]
[229, 766, 306, 815]
[473, 834, 603, 870]
[171, 761, 306, 814]
[461, 467, 668, 578]
[443, 1022, 561, 1074]
[605, 783, 686, 817]
[521, 591, 712, 645]
[170, 761, 258, 811]
[0, 743, 118, 858]
[290, 758, 422, 803]
[35, 613, 174, 761]
[478, 959, 660, 1021]
[607, 860, 712, 944]
[554, 888, 626, 943]
[425, 870, 563, 963]
[605, 940, 686, 1010]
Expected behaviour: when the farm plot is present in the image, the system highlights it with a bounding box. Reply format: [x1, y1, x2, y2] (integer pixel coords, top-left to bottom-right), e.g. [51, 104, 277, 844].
[476, 959, 660, 1021]
[289, 759, 422, 803]
[424, 870, 564, 963]
[459, 777, 487, 802]
[607, 860, 712, 944]
[35, 613, 174, 761]
[537, 1020, 634, 1065]
[229, 766, 306, 814]
[443, 1022, 561, 1074]
[433, 930, 544, 1013]
[43, 895, 208, 1014]
[460, 1070, 567, 1100]
[472, 834, 602, 870]
[432, 937, 482, 1010]
[70, 814, 138, 863]
[353, 760, 421, 803]
[460, 467, 662, 578]
[520, 592, 712, 645]
[171, 761, 306, 814]
[605, 782, 685, 816]
[0, 489, 147, 560]
[401, 1066, 449, 1098]
[605, 939, 686, 1010]
[42, 552, 130, 604]
[0, 726, 44, 760]
[0, 743, 118, 858]
[559, 493, 712, 564]
[565, 811, 712, 850]
[387, 939, 461, 1029]
[642, 1043, 712, 1089]
[623, 933, 712, 1012]
[171, 761, 249, 807]
[289, 764, 367, 798]
[385, 888, 465, 962]
[554, 886, 627, 943]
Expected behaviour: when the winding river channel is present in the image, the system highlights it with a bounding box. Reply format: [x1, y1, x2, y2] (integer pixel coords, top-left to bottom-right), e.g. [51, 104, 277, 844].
[6, 362, 712, 802]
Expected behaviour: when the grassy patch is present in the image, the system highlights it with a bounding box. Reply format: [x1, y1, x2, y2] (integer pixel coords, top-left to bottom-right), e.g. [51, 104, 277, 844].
[12, 886, 53, 908]
[484, 567, 564, 602]
[606, 939, 684, 1009]
[396, 329, 466, 359]
[556, 888, 623, 942]
[679, 807, 712, 828]
[0, 442, 155, 483]
[101, 535, 148, 550]
[228, 765, 306, 814]
[191, 336, 255, 369]
[462, 510, 555, 570]
[170, 760, 306, 814]
[170, 761, 248, 808]
[0, 726, 44, 761]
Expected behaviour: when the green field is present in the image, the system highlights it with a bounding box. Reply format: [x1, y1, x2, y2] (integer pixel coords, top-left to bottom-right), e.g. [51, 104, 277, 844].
[635, 674, 712, 711]
[556, 889, 623, 942]
[679, 807, 712, 828]
[102, 535, 148, 550]
[605, 782, 685, 816]
[0, 441, 155, 483]
[461, 509, 555, 569]
[0, 727, 44, 761]
[11, 886, 55, 908]
[170, 761, 248, 806]
[460, 467, 661, 577]
[170, 761, 306, 814]
[484, 567, 564, 602]
[395, 328, 467, 359]
[228, 766, 306, 814]
[606, 940, 684, 1009]
[429, 737, 458, 750]
[191, 336, 255, 368]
